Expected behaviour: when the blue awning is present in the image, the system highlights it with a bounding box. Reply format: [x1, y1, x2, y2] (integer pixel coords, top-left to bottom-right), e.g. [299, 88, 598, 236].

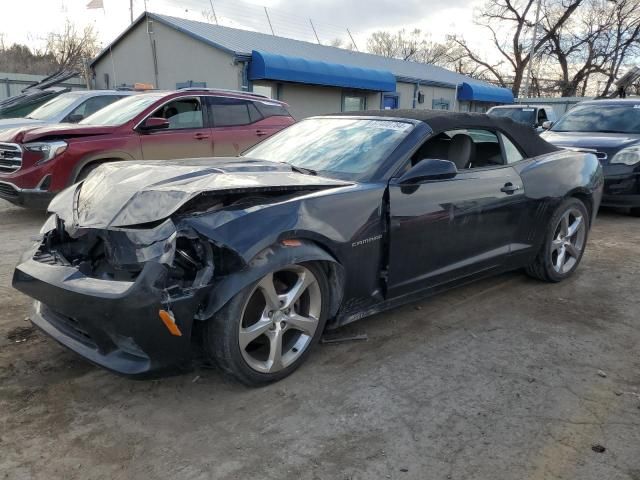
[457, 82, 514, 104]
[249, 50, 396, 92]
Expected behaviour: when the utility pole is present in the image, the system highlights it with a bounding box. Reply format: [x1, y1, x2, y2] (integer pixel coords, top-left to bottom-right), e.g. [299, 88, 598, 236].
[522, 0, 542, 98]
[309, 19, 320, 44]
[208, 0, 218, 25]
[130, 0, 134, 23]
[264, 7, 275, 36]
[347, 28, 359, 51]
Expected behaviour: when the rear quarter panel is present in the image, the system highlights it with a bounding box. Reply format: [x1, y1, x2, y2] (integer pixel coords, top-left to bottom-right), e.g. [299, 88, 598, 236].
[512, 149, 603, 253]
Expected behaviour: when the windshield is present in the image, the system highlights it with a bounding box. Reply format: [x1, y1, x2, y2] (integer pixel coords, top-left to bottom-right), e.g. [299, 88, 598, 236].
[244, 118, 414, 180]
[552, 103, 640, 133]
[26, 93, 80, 120]
[80, 94, 163, 126]
[489, 108, 536, 125]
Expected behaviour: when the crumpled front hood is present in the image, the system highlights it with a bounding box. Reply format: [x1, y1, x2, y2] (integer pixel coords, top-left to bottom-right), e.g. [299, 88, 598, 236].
[49, 158, 351, 229]
[20, 123, 117, 142]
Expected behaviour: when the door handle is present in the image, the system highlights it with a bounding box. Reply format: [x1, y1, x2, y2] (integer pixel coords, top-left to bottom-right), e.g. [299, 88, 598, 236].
[256, 130, 268, 137]
[500, 182, 521, 194]
[193, 133, 210, 140]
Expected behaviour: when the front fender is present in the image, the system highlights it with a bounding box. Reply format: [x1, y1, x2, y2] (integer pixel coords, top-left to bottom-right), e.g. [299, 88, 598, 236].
[198, 241, 345, 320]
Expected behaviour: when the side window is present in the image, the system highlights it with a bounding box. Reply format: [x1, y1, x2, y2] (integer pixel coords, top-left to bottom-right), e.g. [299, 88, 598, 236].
[499, 133, 524, 164]
[150, 98, 204, 129]
[248, 102, 263, 123]
[255, 101, 290, 118]
[410, 128, 505, 170]
[537, 108, 548, 123]
[208, 97, 263, 127]
[65, 95, 122, 122]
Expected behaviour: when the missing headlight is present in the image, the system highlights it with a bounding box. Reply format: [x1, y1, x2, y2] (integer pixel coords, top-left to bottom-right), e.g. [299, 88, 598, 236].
[168, 237, 214, 289]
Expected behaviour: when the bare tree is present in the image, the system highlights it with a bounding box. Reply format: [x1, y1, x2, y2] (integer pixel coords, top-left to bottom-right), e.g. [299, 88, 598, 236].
[45, 19, 100, 87]
[540, 0, 640, 97]
[367, 29, 449, 65]
[542, 0, 609, 96]
[599, 0, 640, 96]
[452, 0, 583, 96]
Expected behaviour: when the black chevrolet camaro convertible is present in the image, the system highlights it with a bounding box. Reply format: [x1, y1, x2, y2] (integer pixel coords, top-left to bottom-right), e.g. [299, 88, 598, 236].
[13, 111, 603, 385]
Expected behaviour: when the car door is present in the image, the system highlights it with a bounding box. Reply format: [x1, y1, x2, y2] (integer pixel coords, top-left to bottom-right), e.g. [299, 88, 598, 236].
[386, 128, 528, 298]
[139, 96, 213, 160]
[207, 96, 269, 156]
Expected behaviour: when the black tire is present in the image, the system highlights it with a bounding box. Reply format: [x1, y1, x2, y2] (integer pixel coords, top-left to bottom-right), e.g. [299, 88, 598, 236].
[203, 262, 330, 386]
[630, 208, 640, 217]
[526, 197, 590, 282]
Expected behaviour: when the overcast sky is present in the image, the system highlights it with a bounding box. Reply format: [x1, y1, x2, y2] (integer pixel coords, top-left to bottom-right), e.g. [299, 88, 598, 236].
[3, 0, 487, 53]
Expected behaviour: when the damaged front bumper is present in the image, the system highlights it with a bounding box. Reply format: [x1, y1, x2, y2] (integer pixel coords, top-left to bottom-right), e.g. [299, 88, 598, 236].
[13, 258, 204, 377]
[11, 213, 216, 377]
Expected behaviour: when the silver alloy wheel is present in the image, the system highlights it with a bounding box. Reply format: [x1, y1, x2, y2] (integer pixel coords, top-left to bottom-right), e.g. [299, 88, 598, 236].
[550, 207, 586, 274]
[238, 265, 322, 373]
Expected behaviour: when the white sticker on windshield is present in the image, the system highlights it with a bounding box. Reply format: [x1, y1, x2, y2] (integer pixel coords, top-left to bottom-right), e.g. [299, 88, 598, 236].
[522, 108, 535, 111]
[634, 104, 640, 108]
[366, 120, 412, 131]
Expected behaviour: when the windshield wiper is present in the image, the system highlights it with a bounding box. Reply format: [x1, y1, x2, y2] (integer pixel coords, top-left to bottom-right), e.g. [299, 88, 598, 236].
[289, 164, 318, 176]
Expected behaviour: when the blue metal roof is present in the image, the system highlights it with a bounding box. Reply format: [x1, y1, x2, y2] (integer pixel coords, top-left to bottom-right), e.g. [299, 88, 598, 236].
[457, 82, 514, 104]
[249, 50, 396, 92]
[91, 13, 506, 94]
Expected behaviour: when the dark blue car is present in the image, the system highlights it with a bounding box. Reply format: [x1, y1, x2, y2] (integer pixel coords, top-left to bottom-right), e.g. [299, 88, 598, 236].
[542, 99, 640, 216]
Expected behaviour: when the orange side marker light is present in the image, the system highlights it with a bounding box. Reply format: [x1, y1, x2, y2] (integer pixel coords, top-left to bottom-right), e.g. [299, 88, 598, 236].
[159, 309, 182, 336]
[282, 239, 302, 247]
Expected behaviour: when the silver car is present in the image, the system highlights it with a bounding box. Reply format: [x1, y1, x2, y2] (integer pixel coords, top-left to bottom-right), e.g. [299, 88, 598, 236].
[0, 90, 139, 131]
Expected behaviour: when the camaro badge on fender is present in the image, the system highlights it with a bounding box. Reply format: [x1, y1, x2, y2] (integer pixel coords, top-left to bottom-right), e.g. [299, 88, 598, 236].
[352, 235, 383, 248]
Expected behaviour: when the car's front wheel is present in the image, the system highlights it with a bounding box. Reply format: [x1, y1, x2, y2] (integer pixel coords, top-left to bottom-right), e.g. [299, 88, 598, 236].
[526, 198, 589, 282]
[203, 262, 329, 386]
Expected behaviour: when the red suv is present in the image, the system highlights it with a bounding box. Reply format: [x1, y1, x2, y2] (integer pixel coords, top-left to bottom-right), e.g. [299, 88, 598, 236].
[0, 89, 294, 207]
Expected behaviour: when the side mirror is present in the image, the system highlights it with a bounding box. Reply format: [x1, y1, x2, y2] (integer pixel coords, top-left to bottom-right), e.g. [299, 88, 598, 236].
[139, 116, 170, 132]
[398, 159, 458, 184]
[541, 120, 554, 130]
[66, 113, 84, 123]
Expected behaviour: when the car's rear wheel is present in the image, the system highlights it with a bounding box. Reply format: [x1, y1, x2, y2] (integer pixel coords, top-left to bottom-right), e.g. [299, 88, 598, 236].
[203, 262, 329, 386]
[526, 198, 589, 282]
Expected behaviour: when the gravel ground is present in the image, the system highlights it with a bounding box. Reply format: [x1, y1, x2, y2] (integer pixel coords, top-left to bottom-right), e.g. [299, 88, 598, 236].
[1, 198, 639, 480]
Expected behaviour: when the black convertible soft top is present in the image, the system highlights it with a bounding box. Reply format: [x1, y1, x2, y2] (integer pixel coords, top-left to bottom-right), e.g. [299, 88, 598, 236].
[334, 109, 560, 159]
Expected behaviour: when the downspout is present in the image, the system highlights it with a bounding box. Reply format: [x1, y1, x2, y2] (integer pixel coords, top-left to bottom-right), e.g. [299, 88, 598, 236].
[241, 60, 250, 92]
[413, 82, 420, 109]
[146, 15, 159, 88]
[234, 56, 251, 92]
[453, 83, 459, 112]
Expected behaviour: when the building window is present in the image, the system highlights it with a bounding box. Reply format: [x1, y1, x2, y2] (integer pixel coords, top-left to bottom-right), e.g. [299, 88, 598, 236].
[432, 97, 450, 110]
[252, 84, 274, 99]
[176, 80, 207, 89]
[342, 92, 367, 112]
[382, 94, 399, 109]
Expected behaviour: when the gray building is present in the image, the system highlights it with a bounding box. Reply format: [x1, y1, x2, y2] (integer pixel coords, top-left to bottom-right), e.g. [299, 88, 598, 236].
[90, 12, 513, 119]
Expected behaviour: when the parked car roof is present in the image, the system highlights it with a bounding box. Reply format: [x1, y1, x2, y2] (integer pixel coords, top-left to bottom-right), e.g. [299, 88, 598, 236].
[578, 98, 640, 105]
